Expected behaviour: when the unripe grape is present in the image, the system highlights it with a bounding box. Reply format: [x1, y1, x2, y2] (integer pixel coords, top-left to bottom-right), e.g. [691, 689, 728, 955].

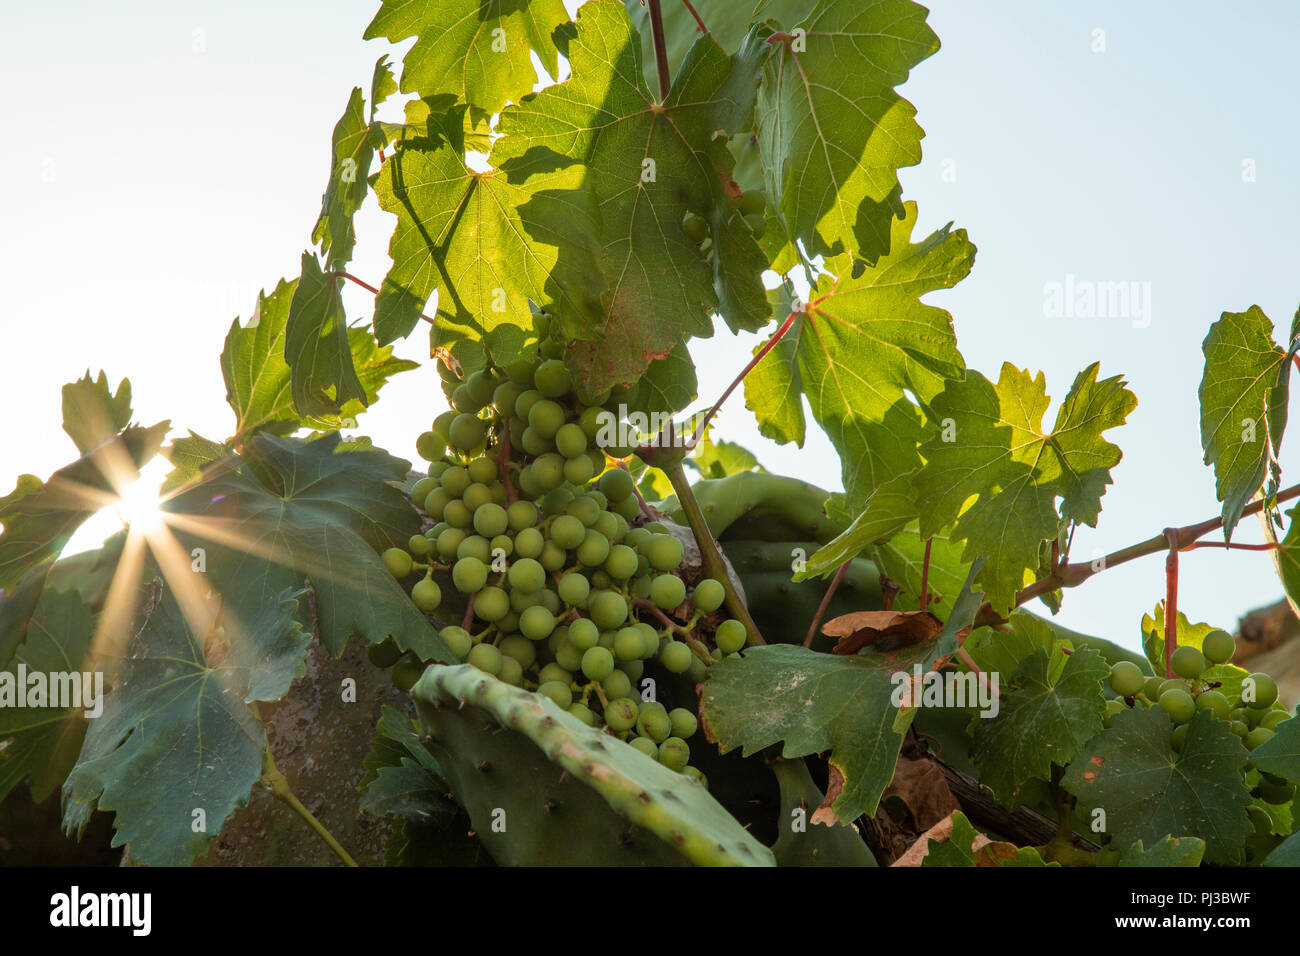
[506, 499, 538, 532]
[668, 708, 697, 739]
[605, 544, 639, 580]
[467, 643, 503, 676]
[645, 534, 684, 571]
[474, 586, 510, 622]
[563, 455, 594, 485]
[637, 622, 659, 657]
[439, 626, 472, 660]
[743, 212, 765, 237]
[468, 501, 504, 537]
[1170, 724, 1189, 752]
[462, 482, 492, 512]
[452, 557, 488, 594]
[1244, 673, 1279, 709]
[1229, 719, 1249, 737]
[493, 655, 521, 686]
[467, 456, 498, 484]
[439, 466, 469, 496]
[568, 702, 598, 727]
[383, 548, 413, 578]
[411, 578, 441, 613]
[540, 542, 566, 571]
[637, 707, 673, 744]
[450, 383, 481, 414]
[1102, 698, 1125, 727]
[1159, 678, 1187, 698]
[577, 529, 611, 567]
[528, 399, 565, 440]
[692, 578, 726, 613]
[499, 635, 537, 670]
[1202, 628, 1235, 664]
[630, 736, 659, 758]
[1195, 690, 1231, 719]
[650, 573, 686, 610]
[534, 359, 572, 398]
[508, 557, 545, 593]
[738, 189, 766, 215]
[658, 737, 690, 772]
[556, 573, 589, 608]
[660, 640, 693, 674]
[595, 468, 633, 502]
[512, 528, 542, 561]
[520, 426, 551, 457]
[416, 431, 446, 462]
[593, 511, 621, 542]
[618, 659, 644, 681]
[431, 410, 456, 441]
[434, 527, 464, 561]
[550, 424, 586, 462]
[566, 494, 601, 527]
[589, 591, 628, 630]
[566, 618, 598, 652]
[411, 476, 438, 504]
[1142, 676, 1164, 702]
[601, 670, 633, 700]
[449, 414, 487, 452]
[1259, 778, 1296, 805]
[538, 680, 572, 709]
[715, 619, 747, 654]
[581, 646, 615, 681]
[1261, 710, 1290, 731]
[612, 494, 641, 521]
[613, 627, 645, 662]
[682, 211, 709, 242]
[443, 499, 472, 529]
[493, 380, 523, 417]
[1246, 726, 1276, 750]
[1171, 646, 1206, 680]
[1158, 688, 1196, 724]
[490, 534, 513, 559]
[549, 514, 585, 550]
[520, 605, 556, 641]
[532, 453, 566, 491]
[604, 697, 639, 732]
[408, 533, 433, 557]
[538, 662, 572, 685]
[1108, 661, 1146, 697]
[697, 236, 713, 257]
[515, 387, 543, 418]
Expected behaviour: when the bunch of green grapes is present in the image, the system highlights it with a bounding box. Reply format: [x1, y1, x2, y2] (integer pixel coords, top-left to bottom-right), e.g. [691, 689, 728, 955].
[1104, 630, 1295, 807]
[370, 334, 752, 786]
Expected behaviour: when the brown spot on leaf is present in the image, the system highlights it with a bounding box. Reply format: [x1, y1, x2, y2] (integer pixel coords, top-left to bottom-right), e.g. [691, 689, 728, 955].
[824, 609, 943, 655]
[810, 765, 846, 826]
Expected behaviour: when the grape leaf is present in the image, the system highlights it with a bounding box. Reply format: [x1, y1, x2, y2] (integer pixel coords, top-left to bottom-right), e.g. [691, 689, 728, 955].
[0, 588, 95, 804]
[963, 611, 1069, 682]
[61, 371, 133, 455]
[872, 525, 971, 617]
[796, 473, 915, 580]
[616, 344, 699, 417]
[1198, 306, 1299, 541]
[1062, 708, 1253, 865]
[0, 421, 168, 591]
[495, 3, 771, 392]
[1265, 502, 1300, 619]
[687, 428, 765, 479]
[915, 362, 1135, 613]
[64, 582, 309, 866]
[160, 432, 232, 494]
[311, 81, 378, 269]
[1250, 713, 1300, 782]
[745, 205, 973, 513]
[364, 0, 569, 117]
[919, 811, 1052, 867]
[359, 706, 456, 823]
[162, 432, 447, 662]
[970, 646, 1108, 807]
[1117, 835, 1206, 867]
[757, 0, 937, 260]
[1263, 830, 1300, 866]
[284, 253, 368, 418]
[700, 642, 930, 822]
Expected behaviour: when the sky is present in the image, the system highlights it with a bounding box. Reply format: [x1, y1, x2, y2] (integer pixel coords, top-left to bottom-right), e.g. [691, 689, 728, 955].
[1, 1, 1298, 651]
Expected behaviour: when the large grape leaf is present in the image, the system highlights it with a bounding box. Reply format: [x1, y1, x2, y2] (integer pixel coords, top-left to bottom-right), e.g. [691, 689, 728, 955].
[284, 253, 368, 418]
[64, 581, 309, 866]
[495, 2, 771, 392]
[1062, 708, 1253, 865]
[971, 646, 1108, 807]
[162, 432, 447, 662]
[700, 642, 933, 822]
[914, 362, 1135, 613]
[364, 0, 570, 116]
[795, 474, 915, 580]
[0, 589, 96, 804]
[745, 205, 973, 513]
[372, 109, 604, 368]
[1198, 306, 1298, 541]
[1250, 713, 1300, 781]
[756, 0, 937, 261]
[60, 371, 134, 455]
[222, 277, 415, 443]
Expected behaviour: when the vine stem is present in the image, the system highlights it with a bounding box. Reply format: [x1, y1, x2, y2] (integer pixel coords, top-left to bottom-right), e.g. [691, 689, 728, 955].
[1164, 528, 1178, 678]
[647, 0, 671, 100]
[919, 537, 933, 612]
[680, 0, 709, 33]
[690, 309, 799, 449]
[261, 747, 358, 867]
[803, 561, 848, 648]
[661, 458, 766, 645]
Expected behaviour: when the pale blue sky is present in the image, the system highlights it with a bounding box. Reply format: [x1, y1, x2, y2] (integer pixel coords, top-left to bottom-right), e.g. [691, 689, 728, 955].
[1, 1, 1298, 650]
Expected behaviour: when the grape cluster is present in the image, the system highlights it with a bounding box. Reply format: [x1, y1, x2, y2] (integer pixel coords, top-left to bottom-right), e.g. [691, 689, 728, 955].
[682, 189, 766, 262]
[1105, 630, 1294, 808]
[372, 337, 750, 786]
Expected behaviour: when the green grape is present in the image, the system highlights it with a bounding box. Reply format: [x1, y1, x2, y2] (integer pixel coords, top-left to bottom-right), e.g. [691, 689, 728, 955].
[382, 548, 413, 579]
[587, 489, 608, 509]
[1158, 688, 1196, 724]
[682, 766, 707, 788]
[538, 663, 572, 685]
[614, 627, 645, 662]
[367, 638, 402, 668]
[697, 236, 713, 257]
[743, 212, 766, 237]
[520, 605, 556, 641]
[497, 656, 524, 686]
[590, 570, 612, 590]
[528, 399, 565, 440]
[637, 622, 660, 656]
[715, 619, 747, 654]
[567, 702, 598, 727]
[589, 591, 628, 630]
[490, 482, 508, 507]
[1202, 628, 1235, 664]
[682, 211, 709, 242]
[506, 500, 539, 532]
[1261, 710, 1290, 731]
[439, 626, 472, 660]
[460, 482, 491, 512]
[422, 487, 451, 520]
[612, 494, 641, 521]
[581, 646, 615, 681]
[474, 586, 510, 622]
[578, 405, 604, 440]
[504, 358, 534, 386]
[467, 456, 499, 484]
[410, 476, 438, 505]
[585, 446, 607, 476]
[566, 495, 601, 527]
[493, 380, 523, 417]
[552, 422, 587, 459]
[450, 383, 481, 414]
[605, 544, 638, 580]
[436, 527, 467, 560]
[1170, 724, 1189, 752]
[643, 522, 669, 534]
[391, 657, 425, 692]
[1102, 698, 1125, 727]
[520, 426, 551, 457]
[604, 697, 639, 732]
[632, 573, 652, 599]
[515, 388, 543, 419]
[1142, 676, 1164, 702]
[630, 736, 659, 758]
[427, 522, 448, 539]
[1195, 690, 1231, 719]
[489, 534, 513, 559]
[577, 529, 611, 567]
[622, 528, 650, 550]
[1171, 646, 1206, 680]
[563, 455, 595, 485]
[540, 338, 565, 360]
[568, 617, 599, 651]
[532, 454, 566, 491]
[1158, 678, 1187, 698]
[598, 471, 636, 507]
[593, 511, 621, 542]
[636, 707, 673, 744]
[467, 369, 497, 404]
[508, 557, 546, 593]
[540, 588, 561, 615]
[660, 640, 693, 674]
[645, 534, 684, 571]
[449, 414, 487, 452]
[738, 189, 766, 215]
[539, 542, 566, 572]
[408, 533, 433, 557]
[456, 534, 491, 563]
[688, 655, 707, 683]
[411, 578, 441, 613]
[658, 737, 690, 772]
[650, 573, 686, 610]
[538, 680, 572, 709]
[618, 659, 644, 682]
[1108, 661, 1145, 697]
[557, 572, 590, 607]
[430, 410, 456, 441]
[443, 499, 472, 529]
[1244, 705, 1266, 729]
[1244, 673, 1279, 709]
[668, 708, 697, 739]
[1229, 719, 1250, 737]
[1246, 726, 1276, 750]
[1259, 778, 1297, 805]
[534, 359, 572, 398]
[692, 578, 726, 613]
[499, 635, 537, 670]
[472, 502, 508, 537]
[602, 670, 633, 700]
[427, 460, 450, 480]
[549, 515, 585, 550]
[510, 421, 530, 457]
[513, 527, 543, 560]
[415, 431, 446, 462]
[467, 643, 503, 676]
[450, 557, 486, 594]
[510, 587, 541, 614]
[538, 486, 575, 518]
[440, 466, 470, 496]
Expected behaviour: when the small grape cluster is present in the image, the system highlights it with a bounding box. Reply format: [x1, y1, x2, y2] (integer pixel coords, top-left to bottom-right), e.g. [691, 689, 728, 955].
[1105, 630, 1294, 809]
[371, 336, 749, 785]
[682, 189, 767, 261]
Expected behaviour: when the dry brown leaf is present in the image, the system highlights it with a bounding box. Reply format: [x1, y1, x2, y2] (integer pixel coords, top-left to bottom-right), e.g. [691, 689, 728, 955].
[881, 755, 960, 832]
[822, 609, 942, 655]
[810, 765, 845, 826]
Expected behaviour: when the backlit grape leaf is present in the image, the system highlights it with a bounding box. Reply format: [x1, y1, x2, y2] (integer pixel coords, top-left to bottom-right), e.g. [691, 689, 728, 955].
[61, 371, 133, 455]
[745, 206, 973, 513]
[618, 344, 698, 417]
[495, 3, 771, 392]
[925, 558, 986, 669]
[162, 433, 447, 662]
[1250, 713, 1300, 781]
[1198, 306, 1299, 541]
[1062, 708, 1253, 865]
[971, 646, 1108, 807]
[757, 0, 937, 260]
[963, 611, 1069, 683]
[742, 280, 806, 447]
[285, 253, 368, 418]
[0, 421, 168, 591]
[364, 0, 569, 116]
[64, 582, 309, 866]
[796, 473, 915, 580]
[700, 642, 930, 822]
[1264, 502, 1300, 619]
[687, 428, 765, 479]
[915, 362, 1135, 613]
[0, 565, 48, 669]
[312, 83, 377, 269]
[160, 432, 232, 494]
[0, 589, 96, 804]
[1117, 835, 1206, 867]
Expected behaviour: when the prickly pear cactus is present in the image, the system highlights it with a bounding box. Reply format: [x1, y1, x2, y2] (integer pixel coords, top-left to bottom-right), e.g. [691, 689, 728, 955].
[770, 758, 878, 866]
[412, 664, 776, 867]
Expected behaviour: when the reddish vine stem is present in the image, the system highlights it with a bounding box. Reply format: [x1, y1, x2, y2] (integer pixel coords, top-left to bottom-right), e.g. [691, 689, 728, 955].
[803, 561, 849, 648]
[690, 309, 799, 449]
[461, 593, 476, 632]
[1180, 540, 1278, 552]
[919, 537, 933, 612]
[679, 0, 709, 33]
[1164, 528, 1178, 678]
[647, 0, 671, 100]
[879, 571, 899, 611]
[329, 271, 434, 327]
